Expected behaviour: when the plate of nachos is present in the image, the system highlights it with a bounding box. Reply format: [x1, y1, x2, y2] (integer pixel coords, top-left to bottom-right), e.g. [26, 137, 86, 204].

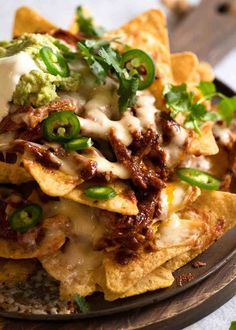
[0, 5, 235, 318]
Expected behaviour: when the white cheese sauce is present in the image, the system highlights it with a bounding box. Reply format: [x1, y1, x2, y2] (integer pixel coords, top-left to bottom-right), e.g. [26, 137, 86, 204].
[213, 122, 233, 147]
[0, 52, 39, 122]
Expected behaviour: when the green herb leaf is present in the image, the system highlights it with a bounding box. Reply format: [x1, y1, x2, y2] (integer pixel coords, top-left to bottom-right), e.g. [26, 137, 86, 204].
[118, 76, 139, 113]
[163, 84, 193, 118]
[229, 321, 236, 330]
[74, 294, 90, 313]
[76, 6, 105, 38]
[219, 96, 236, 125]
[78, 39, 139, 112]
[77, 42, 107, 83]
[197, 81, 216, 97]
[163, 83, 221, 133]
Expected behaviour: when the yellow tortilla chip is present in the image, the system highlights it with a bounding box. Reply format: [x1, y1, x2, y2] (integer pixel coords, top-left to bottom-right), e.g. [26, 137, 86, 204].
[197, 61, 214, 82]
[0, 259, 37, 282]
[103, 245, 190, 294]
[188, 122, 219, 156]
[0, 161, 32, 184]
[13, 6, 57, 38]
[0, 215, 68, 259]
[171, 52, 200, 86]
[165, 190, 236, 272]
[23, 158, 81, 197]
[41, 245, 102, 299]
[65, 181, 138, 215]
[104, 9, 172, 109]
[102, 266, 174, 301]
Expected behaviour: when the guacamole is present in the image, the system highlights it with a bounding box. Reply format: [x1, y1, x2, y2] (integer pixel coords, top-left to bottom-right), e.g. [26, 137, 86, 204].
[0, 34, 80, 107]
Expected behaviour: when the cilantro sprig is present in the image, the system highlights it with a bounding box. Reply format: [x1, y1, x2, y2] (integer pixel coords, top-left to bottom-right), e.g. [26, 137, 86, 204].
[163, 81, 236, 132]
[74, 294, 90, 313]
[229, 321, 236, 330]
[77, 39, 139, 112]
[76, 6, 105, 38]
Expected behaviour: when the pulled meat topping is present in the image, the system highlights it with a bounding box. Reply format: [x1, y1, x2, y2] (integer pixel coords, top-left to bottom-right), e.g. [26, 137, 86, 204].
[110, 128, 168, 190]
[96, 129, 169, 264]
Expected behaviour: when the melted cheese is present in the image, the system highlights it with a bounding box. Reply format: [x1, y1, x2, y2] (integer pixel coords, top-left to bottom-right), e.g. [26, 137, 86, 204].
[79, 92, 159, 146]
[159, 182, 201, 220]
[213, 123, 232, 146]
[0, 52, 39, 122]
[84, 148, 130, 179]
[156, 213, 202, 248]
[163, 125, 188, 167]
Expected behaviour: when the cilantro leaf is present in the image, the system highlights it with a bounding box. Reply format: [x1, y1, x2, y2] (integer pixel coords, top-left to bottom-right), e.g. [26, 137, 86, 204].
[197, 81, 216, 97]
[76, 6, 105, 38]
[74, 294, 90, 313]
[219, 96, 236, 125]
[77, 42, 107, 83]
[78, 39, 140, 112]
[229, 321, 236, 330]
[97, 47, 123, 76]
[118, 76, 139, 113]
[163, 84, 193, 117]
[163, 83, 222, 133]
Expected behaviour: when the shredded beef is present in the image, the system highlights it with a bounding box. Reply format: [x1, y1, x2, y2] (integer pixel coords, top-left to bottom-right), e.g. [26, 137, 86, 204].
[96, 189, 160, 264]
[50, 29, 81, 46]
[0, 200, 16, 240]
[12, 141, 61, 170]
[0, 100, 76, 135]
[110, 129, 167, 190]
[96, 129, 170, 264]
[159, 114, 183, 144]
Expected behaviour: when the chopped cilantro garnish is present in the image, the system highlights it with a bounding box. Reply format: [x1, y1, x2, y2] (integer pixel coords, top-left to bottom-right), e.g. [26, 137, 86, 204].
[219, 95, 236, 125]
[198, 81, 216, 96]
[163, 81, 236, 132]
[229, 321, 236, 330]
[77, 41, 108, 83]
[118, 76, 139, 112]
[76, 6, 105, 38]
[74, 294, 90, 313]
[77, 39, 139, 112]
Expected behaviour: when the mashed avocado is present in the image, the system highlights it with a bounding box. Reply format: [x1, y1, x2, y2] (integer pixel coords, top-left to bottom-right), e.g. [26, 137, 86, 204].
[0, 34, 80, 107]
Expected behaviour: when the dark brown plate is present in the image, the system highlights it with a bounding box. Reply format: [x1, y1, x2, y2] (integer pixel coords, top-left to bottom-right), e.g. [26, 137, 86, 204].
[1, 79, 235, 321]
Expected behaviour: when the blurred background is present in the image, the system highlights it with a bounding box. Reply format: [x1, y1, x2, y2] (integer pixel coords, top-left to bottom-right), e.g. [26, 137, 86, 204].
[1, 1, 236, 329]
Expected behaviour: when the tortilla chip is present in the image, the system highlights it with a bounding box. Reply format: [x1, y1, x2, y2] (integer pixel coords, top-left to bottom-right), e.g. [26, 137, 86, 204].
[40, 238, 103, 299]
[104, 9, 172, 109]
[13, 6, 57, 38]
[103, 245, 190, 294]
[171, 52, 200, 86]
[102, 266, 174, 301]
[65, 181, 138, 216]
[23, 158, 81, 197]
[0, 161, 32, 184]
[0, 259, 37, 282]
[188, 122, 219, 156]
[165, 190, 236, 272]
[0, 215, 68, 259]
[197, 61, 214, 82]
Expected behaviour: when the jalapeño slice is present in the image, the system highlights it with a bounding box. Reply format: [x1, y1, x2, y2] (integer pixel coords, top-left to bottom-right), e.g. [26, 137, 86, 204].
[85, 186, 116, 200]
[64, 137, 93, 151]
[43, 111, 80, 142]
[176, 168, 220, 190]
[40, 46, 70, 77]
[121, 49, 155, 90]
[9, 204, 43, 233]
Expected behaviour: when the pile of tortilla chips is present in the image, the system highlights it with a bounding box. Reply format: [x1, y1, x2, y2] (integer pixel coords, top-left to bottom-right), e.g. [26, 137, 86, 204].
[0, 6, 235, 307]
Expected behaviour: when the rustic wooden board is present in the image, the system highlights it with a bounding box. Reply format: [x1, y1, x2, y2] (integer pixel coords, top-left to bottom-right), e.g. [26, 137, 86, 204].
[0, 253, 235, 330]
[170, 0, 236, 65]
